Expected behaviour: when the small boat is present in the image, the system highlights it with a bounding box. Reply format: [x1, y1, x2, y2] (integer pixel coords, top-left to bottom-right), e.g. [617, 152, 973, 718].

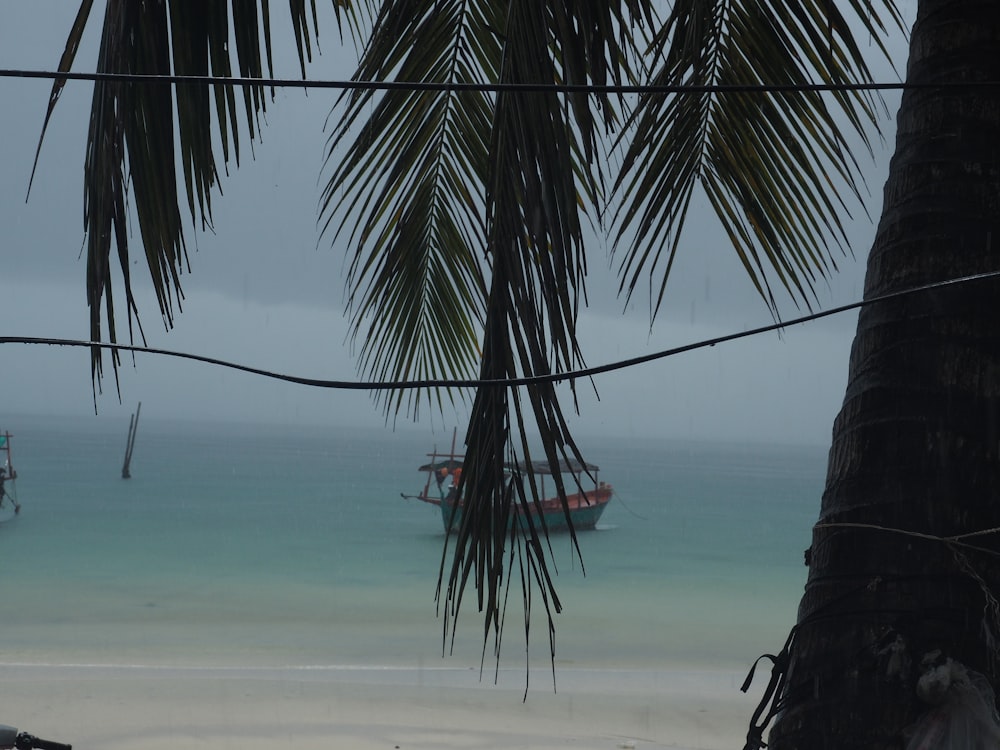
[0, 431, 21, 520]
[405, 432, 613, 532]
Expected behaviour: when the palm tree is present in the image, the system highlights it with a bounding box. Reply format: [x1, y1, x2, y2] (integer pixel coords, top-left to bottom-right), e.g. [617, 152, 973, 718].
[39, 0, 1000, 745]
[755, 2, 1000, 747]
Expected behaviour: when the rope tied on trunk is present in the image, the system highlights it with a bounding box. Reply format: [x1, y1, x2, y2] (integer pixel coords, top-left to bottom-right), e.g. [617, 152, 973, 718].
[742, 625, 798, 750]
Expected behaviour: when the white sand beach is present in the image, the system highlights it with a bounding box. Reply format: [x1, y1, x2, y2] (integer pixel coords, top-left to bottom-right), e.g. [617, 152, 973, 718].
[0, 664, 763, 750]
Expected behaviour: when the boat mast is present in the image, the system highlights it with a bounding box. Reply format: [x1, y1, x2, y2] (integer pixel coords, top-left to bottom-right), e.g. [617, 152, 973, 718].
[422, 442, 438, 498]
[421, 428, 460, 499]
[2, 432, 12, 474]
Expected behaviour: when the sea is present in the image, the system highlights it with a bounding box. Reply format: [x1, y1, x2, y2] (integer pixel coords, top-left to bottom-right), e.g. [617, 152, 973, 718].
[0, 413, 824, 681]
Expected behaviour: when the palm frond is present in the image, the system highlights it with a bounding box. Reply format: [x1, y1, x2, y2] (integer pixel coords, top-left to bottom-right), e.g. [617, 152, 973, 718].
[326, 0, 654, 666]
[320, 0, 500, 417]
[38, 1, 349, 384]
[614, 0, 905, 318]
[436, 0, 652, 669]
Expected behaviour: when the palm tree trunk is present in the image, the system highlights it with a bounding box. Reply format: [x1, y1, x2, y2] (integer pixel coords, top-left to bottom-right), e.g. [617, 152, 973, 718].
[766, 1, 1000, 747]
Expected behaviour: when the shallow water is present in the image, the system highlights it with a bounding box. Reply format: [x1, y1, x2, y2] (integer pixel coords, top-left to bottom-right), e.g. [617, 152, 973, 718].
[0, 414, 821, 673]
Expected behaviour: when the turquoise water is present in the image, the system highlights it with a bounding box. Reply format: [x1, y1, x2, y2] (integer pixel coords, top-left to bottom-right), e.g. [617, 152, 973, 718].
[0, 414, 822, 674]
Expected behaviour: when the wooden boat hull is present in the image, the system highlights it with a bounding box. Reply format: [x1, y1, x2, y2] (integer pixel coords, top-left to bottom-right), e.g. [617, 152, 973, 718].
[410, 429, 613, 533]
[432, 486, 613, 533]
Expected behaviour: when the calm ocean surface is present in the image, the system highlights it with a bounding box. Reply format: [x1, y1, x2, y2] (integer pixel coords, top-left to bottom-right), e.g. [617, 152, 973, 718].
[0, 414, 823, 676]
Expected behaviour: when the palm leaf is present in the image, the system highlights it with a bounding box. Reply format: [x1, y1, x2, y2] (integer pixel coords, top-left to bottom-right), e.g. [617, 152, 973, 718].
[38, 1, 349, 383]
[326, 0, 653, 666]
[614, 0, 905, 318]
[321, 0, 500, 416]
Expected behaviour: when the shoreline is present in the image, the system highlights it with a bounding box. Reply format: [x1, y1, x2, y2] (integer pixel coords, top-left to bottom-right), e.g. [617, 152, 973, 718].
[0, 662, 762, 750]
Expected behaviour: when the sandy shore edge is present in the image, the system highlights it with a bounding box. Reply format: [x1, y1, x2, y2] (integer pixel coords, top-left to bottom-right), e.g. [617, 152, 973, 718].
[0, 664, 763, 750]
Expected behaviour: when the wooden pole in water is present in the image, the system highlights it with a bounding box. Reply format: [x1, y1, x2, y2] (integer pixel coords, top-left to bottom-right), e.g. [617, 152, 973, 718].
[121, 402, 141, 479]
[3, 431, 13, 477]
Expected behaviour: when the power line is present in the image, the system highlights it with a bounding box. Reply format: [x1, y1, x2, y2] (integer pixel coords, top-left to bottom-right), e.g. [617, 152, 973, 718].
[5, 66, 992, 95]
[2, 271, 997, 391]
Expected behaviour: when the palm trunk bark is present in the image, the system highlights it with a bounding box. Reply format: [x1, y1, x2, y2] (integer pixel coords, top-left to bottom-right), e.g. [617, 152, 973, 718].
[766, 1, 1000, 748]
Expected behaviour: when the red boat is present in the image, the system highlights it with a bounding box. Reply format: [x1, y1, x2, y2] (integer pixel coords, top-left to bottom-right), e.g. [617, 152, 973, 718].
[405, 432, 613, 532]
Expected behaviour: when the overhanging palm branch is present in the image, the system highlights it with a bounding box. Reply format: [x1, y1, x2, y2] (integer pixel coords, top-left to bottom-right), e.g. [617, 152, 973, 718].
[615, 0, 904, 317]
[35, 0, 347, 386]
[322, 0, 652, 668]
[320, 0, 498, 417]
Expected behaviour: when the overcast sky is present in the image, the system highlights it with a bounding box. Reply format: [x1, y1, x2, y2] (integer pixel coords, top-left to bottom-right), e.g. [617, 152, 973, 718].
[0, 4, 914, 445]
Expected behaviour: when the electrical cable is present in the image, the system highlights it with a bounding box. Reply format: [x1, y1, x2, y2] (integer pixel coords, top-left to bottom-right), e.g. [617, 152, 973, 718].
[3, 67, 999, 94]
[1, 270, 997, 392]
